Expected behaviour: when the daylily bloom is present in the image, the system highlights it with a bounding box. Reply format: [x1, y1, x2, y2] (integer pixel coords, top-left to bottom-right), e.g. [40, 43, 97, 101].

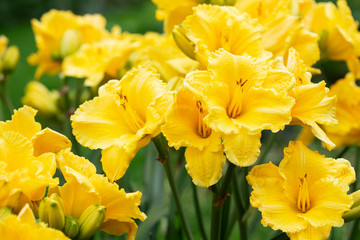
[302, 0, 360, 73]
[179, 4, 271, 67]
[56, 151, 146, 240]
[62, 38, 140, 87]
[235, 0, 320, 68]
[152, 0, 199, 34]
[0, 204, 69, 239]
[323, 73, 360, 147]
[28, 9, 108, 79]
[285, 48, 337, 150]
[247, 141, 355, 239]
[185, 49, 294, 166]
[161, 87, 225, 187]
[71, 65, 172, 182]
[0, 106, 71, 212]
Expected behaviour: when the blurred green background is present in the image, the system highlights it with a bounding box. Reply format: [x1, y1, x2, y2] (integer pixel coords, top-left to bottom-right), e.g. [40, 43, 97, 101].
[0, 0, 360, 239]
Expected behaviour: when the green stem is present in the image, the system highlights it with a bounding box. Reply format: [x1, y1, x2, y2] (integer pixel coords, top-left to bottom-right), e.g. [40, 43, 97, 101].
[257, 133, 277, 165]
[211, 163, 236, 240]
[211, 184, 222, 240]
[152, 135, 194, 240]
[355, 147, 360, 190]
[0, 82, 13, 116]
[232, 173, 247, 240]
[335, 146, 350, 159]
[192, 184, 208, 240]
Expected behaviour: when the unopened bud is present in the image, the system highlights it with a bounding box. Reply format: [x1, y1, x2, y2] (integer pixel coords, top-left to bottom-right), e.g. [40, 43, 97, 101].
[60, 29, 82, 58]
[22, 81, 60, 116]
[0, 206, 12, 221]
[78, 204, 106, 240]
[172, 25, 196, 60]
[38, 194, 65, 230]
[2, 46, 19, 74]
[64, 216, 80, 239]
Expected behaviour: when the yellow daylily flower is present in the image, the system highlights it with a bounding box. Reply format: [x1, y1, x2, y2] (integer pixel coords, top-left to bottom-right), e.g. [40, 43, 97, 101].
[302, 0, 360, 62]
[28, 9, 108, 79]
[0, 106, 71, 212]
[285, 48, 337, 149]
[0, 204, 69, 239]
[235, 0, 320, 68]
[162, 88, 225, 187]
[71, 66, 172, 182]
[152, 0, 199, 34]
[62, 38, 139, 87]
[0, 106, 71, 156]
[56, 151, 146, 240]
[247, 141, 355, 239]
[180, 4, 270, 67]
[185, 49, 294, 166]
[134, 35, 199, 83]
[22, 81, 60, 117]
[323, 73, 360, 148]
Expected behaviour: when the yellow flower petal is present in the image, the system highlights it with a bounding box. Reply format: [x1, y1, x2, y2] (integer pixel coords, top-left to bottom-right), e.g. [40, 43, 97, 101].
[59, 176, 100, 219]
[0, 106, 41, 140]
[101, 219, 138, 240]
[90, 174, 146, 221]
[71, 95, 134, 149]
[287, 225, 331, 240]
[236, 87, 294, 132]
[101, 137, 151, 183]
[300, 179, 352, 228]
[56, 151, 97, 178]
[223, 130, 261, 167]
[32, 128, 71, 156]
[185, 147, 225, 187]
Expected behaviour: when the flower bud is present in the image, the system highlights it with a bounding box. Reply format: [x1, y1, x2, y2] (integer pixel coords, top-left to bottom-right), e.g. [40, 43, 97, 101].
[22, 81, 60, 116]
[172, 25, 196, 60]
[64, 216, 80, 239]
[2, 46, 19, 75]
[78, 204, 106, 240]
[0, 206, 12, 221]
[38, 194, 65, 230]
[60, 29, 82, 58]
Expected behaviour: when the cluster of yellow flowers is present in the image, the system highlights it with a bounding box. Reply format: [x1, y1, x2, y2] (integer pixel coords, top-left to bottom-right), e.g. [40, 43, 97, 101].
[1, 0, 360, 239]
[0, 107, 146, 239]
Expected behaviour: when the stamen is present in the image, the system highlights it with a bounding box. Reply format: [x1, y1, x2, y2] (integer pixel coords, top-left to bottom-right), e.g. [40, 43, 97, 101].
[117, 89, 145, 133]
[227, 78, 247, 118]
[196, 101, 211, 138]
[297, 174, 310, 213]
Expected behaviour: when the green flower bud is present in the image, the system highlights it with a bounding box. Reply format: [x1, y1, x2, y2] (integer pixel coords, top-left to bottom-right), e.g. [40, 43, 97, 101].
[60, 29, 82, 58]
[2, 45, 19, 75]
[64, 216, 80, 239]
[38, 194, 65, 230]
[172, 25, 196, 60]
[78, 204, 106, 240]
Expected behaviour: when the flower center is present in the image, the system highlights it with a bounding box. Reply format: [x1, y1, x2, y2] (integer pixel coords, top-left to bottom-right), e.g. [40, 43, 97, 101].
[227, 78, 247, 118]
[196, 101, 211, 138]
[297, 174, 310, 213]
[117, 89, 145, 133]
